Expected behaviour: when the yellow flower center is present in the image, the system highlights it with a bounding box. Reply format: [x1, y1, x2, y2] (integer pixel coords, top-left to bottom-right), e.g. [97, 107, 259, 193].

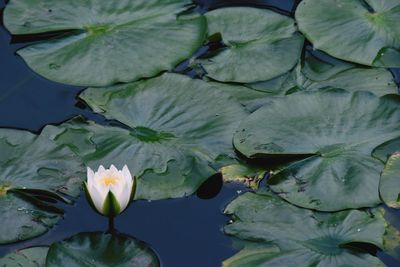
[99, 175, 120, 187]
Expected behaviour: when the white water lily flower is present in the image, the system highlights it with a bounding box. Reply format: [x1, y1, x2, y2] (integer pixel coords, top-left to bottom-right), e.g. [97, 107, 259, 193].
[84, 165, 136, 217]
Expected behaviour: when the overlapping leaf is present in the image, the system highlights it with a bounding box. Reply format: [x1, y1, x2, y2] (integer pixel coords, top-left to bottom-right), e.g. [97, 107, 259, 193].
[296, 0, 400, 67]
[247, 49, 398, 96]
[197, 7, 304, 83]
[0, 129, 85, 244]
[223, 192, 386, 266]
[42, 73, 248, 200]
[3, 0, 206, 86]
[234, 91, 400, 211]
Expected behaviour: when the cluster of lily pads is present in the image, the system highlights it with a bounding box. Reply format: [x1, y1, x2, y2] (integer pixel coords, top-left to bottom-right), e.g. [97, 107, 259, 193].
[1, 0, 400, 266]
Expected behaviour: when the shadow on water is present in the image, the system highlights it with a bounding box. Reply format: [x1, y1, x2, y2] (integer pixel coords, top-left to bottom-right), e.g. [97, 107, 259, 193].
[1, 0, 400, 266]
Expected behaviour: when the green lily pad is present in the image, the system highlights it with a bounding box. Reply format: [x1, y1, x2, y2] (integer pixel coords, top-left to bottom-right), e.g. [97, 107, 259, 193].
[42, 73, 248, 200]
[0, 129, 85, 244]
[373, 136, 400, 163]
[202, 79, 276, 112]
[197, 7, 304, 83]
[46, 232, 159, 267]
[0, 247, 48, 267]
[234, 91, 400, 211]
[246, 49, 398, 96]
[3, 0, 206, 86]
[295, 0, 400, 67]
[380, 152, 400, 208]
[223, 192, 386, 267]
[210, 48, 397, 113]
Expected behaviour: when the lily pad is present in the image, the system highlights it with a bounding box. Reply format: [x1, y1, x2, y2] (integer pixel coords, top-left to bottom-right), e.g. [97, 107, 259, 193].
[0, 247, 48, 267]
[223, 192, 386, 267]
[380, 152, 400, 208]
[246, 49, 398, 96]
[373, 136, 400, 162]
[234, 91, 400, 211]
[197, 7, 304, 83]
[295, 0, 400, 67]
[3, 0, 206, 86]
[203, 79, 276, 112]
[46, 232, 159, 267]
[0, 129, 85, 244]
[42, 73, 248, 200]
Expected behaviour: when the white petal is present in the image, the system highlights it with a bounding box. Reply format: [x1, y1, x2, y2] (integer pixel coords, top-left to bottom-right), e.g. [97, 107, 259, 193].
[111, 176, 124, 200]
[88, 183, 106, 214]
[117, 181, 131, 212]
[96, 176, 109, 197]
[110, 164, 118, 173]
[97, 165, 106, 174]
[93, 171, 102, 185]
[122, 165, 132, 183]
[87, 167, 95, 188]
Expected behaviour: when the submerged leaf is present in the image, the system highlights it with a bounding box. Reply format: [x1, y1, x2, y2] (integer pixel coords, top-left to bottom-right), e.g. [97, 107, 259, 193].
[220, 163, 267, 189]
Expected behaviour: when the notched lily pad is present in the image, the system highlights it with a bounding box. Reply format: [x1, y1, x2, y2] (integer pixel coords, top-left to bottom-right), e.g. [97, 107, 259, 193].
[0, 246, 48, 267]
[3, 0, 206, 86]
[42, 73, 248, 200]
[46, 232, 159, 267]
[234, 91, 400, 211]
[223, 192, 386, 267]
[0, 129, 85, 244]
[296, 0, 400, 67]
[196, 7, 304, 83]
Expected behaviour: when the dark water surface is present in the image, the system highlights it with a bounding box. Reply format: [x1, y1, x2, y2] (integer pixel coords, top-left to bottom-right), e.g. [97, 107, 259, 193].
[1, 1, 400, 266]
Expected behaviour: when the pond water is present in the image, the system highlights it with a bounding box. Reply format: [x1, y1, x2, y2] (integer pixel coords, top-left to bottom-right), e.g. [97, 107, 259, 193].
[1, 0, 400, 266]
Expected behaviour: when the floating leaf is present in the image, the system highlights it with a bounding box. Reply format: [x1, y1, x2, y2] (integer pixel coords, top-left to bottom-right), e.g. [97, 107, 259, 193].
[42, 73, 248, 200]
[3, 0, 206, 86]
[247, 49, 398, 96]
[197, 7, 304, 83]
[373, 136, 400, 163]
[223, 192, 386, 267]
[0, 129, 84, 244]
[380, 153, 400, 208]
[0, 247, 48, 267]
[234, 91, 400, 211]
[46, 232, 159, 267]
[202, 79, 276, 112]
[209, 48, 397, 113]
[295, 0, 400, 67]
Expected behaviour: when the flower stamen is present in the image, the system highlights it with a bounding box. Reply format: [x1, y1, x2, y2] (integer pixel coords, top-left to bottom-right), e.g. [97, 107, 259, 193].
[99, 176, 120, 187]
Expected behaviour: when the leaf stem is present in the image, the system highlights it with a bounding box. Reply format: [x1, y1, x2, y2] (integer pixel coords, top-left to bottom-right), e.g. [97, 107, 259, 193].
[108, 216, 115, 233]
